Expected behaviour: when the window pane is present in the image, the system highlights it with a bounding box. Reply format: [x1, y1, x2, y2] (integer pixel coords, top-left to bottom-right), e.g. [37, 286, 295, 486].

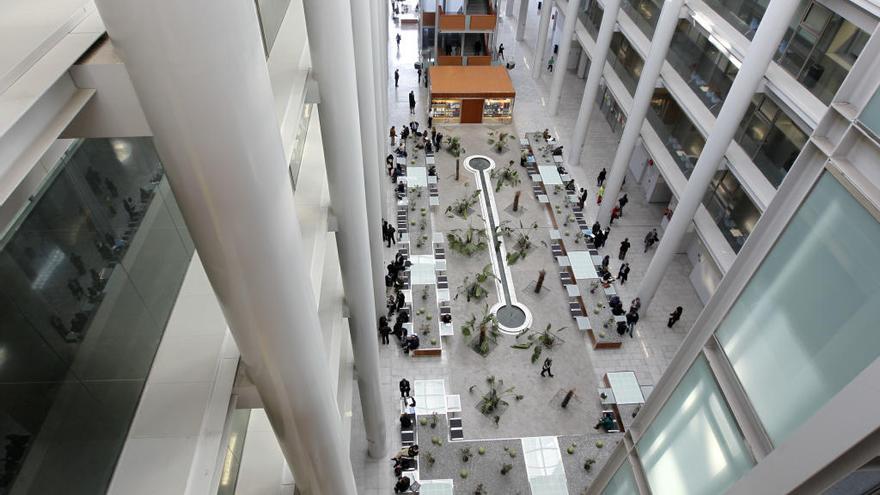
[637, 356, 754, 495]
[602, 460, 639, 495]
[717, 172, 880, 445]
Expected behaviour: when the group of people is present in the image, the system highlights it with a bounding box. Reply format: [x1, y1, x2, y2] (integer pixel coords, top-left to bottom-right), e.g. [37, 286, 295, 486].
[609, 296, 642, 337]
[394, 379, 417, 492]
[382, 219, 398, 248]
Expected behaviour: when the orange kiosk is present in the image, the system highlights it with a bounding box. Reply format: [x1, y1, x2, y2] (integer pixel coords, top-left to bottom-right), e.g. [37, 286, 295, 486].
[429, 66, 515, 124]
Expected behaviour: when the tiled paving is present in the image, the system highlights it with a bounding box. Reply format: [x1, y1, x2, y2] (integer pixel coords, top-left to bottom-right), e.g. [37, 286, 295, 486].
[351, 2, 706, 493]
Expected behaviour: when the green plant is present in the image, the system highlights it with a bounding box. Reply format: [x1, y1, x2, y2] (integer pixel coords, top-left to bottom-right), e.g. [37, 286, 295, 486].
[478, 447, 486, 455]
[494, 220, 515, 239]
[491, 164, 521, 191]
[421, 286, 429, 300]
[446, 136, 464, 157]
[460, 304, 500, 356]
[430, 412, 438, 429]
[567, 443, 577, 455]
[460, 447, 472, 463]
[460, 469, 469, 479]
[475, 483, 487, 495]
[430, 338, 437, 345]
[487, 130, 514, 153]
[424, 451, 436, 466]
[409, 185, 424, 198]
[431, 436, 442, 446]
[420, 322, 430, 335]
[469, 375, 518, 421]
[595, 440, 605, 449]
[419, 417, 428, 426]
[454, 265, 495, 303]
[584, 458, 596, 471]
[500, 463, 513, 475]
[447, 224, 488, 256]
[513, 323, 567, 362]
[446, 190, 481, 219]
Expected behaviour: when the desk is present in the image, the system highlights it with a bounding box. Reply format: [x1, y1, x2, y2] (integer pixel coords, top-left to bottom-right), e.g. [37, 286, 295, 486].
[568, 251, 599, 280]
[605, 371, 644, 405]
[538, 165, 563, 185]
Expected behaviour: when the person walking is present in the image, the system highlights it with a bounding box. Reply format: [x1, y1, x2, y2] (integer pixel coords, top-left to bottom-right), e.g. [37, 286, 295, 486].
[498, 43, 505, 60]
[626, 309, 639, 337]
[601, 254, 610, 270]
[609, 206, 620, 224]
[597, 168, 607, 186]
[540, 357, 554, 377]
[596, 185, 605, 205]
[394, 69, 400, 87]
[630, 297, 641, 314]
[379, 319, 391, 345]
[395, 290, 405, 312]
[547, 55, 555, 72]
[409, 91, 416, 114]
[668, 306, 683, 328]
[644, 228, 659, 252]
[591, 221, 601, 236]
[382, 220, 390, 245]
[617, 263, 630, 284]
[618, 194, 629, 215]
[618, 238, 631, 260]
[417, 66, 422, 83]
[396, 33, 402, 49]
[388, 224, 397, 246]
[399, 378, 411, 398]
[578, 188, 588, 209]
[537, 1, 542, 12]
[390, 126, 397, 145]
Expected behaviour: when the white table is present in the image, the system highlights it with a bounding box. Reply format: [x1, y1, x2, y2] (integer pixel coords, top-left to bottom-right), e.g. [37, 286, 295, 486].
[606, 371, 645, 405]
[568, 251, 599, 280]
[538, 165, 563, 185]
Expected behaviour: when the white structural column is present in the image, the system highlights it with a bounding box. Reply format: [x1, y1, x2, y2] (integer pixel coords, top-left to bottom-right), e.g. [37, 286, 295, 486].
[596, 0, 683, 225]
[531, 1, 553, 78]
[547, 0, 582, 115]
[301, 0, 388, 459]
[570, 0, 621, 167]
[93, 1, 355, 493]
[637, 0, 802, 312]
[506, 0, 516, 17]
[370, 0, 388, 203]
[516, 0, 530, 41]
[350, 0, 388, 324]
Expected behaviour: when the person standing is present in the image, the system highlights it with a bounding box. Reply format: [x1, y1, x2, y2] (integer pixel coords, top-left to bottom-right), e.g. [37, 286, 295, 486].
[547, 55, 555, 72]
[388, 224, 397, 246]
[396, 33, 402, 49]
[601, 254, 610, 270]
[630, 297, 642, 314]
[618, 238, 631, 260]
[578, 188, 588, 209]
[409, 91, 416, 115]
[668, 306, 683, 328]
[417, 66, 422, 83]
[395, 290, 405, 312]
[617, 263, 630, 284]
[597, 168, 607, 186]
[596, 184, 605, 205]
[644, 228, 658, 252]
[626, 309, 639, 337]
[537, 1, 542, 12]
[379, 318, 391, 345]
[498, 43, 505, 60]
[390, 125, 397, 145]
[427, 115, 433, 129]
[610, 206, 620, 224]
[394, 69, 400, 87]
[540, 357, 554, 377]
[591, 221, 601, 236]
[618, 194, 629, 215]
[399, 378, 411, 398]
[382, 220, 390, 245]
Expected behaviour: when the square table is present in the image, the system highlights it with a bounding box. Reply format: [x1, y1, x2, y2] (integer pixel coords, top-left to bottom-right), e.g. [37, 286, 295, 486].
[549, 229, 561, 240]
[425, 155, 435, 165]
[538, 165, 563, 185]
[605, 371, 645, 405]
[537, 194, 549, 204]
[407, 166, 428, 188]
[556, 256, 571, 267]
[575, 316, 592, 330]
[565, 285, 580, 297]
[567, 251, 599, 280]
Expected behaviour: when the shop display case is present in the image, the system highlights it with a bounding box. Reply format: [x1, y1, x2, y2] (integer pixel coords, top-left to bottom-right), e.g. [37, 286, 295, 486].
[431, 99, 463, 123]
[482, 98, 513, 123]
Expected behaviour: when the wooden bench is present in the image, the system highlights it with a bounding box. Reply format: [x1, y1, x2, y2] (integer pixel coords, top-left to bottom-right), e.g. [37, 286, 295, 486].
[412, 348, 442, 357]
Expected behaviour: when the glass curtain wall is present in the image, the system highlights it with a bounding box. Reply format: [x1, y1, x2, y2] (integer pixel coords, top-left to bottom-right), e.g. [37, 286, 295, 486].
[580, 0, 603, 39]
[621, 0, 662, 37]
[648, 89, 706, 177]
[702, 170, 761, 252]
[735, 94, 808, 187]
[637, 355, 754, 494]
[0, 138, 194, 494]
[608, 32, 644, 95]
[596, 85, 628, 136]
[702, 0, 769, 40]
[775, 1, 869, 105]
[668, 19, 739, 115]
[602, 460, 639, 495]
[255, 0, 292, 56]
[716, 171, 880, 445]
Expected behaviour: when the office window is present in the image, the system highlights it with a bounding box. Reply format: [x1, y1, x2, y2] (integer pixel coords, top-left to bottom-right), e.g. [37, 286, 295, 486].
[859, 85, 880, 139]
[702, 170, 761, 253]
[637, 356, 754, 495]
[775, 1, 869, 104]
[602, 460, 639, 495]
[716, 172, 880, 445]
[736, 94, 808, 187]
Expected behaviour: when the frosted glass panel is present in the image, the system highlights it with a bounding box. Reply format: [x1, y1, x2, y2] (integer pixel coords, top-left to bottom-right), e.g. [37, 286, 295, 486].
[716, 173, 880, 444]
[637, 357, 753, 495]
[602, 461, 638, 495]
[860, 86, 880, 138]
